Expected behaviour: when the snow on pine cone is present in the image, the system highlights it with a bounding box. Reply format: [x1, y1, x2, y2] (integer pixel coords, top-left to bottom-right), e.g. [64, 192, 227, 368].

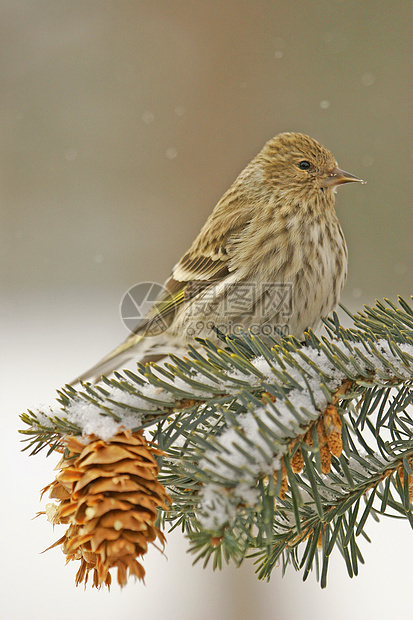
[42, 429, 171, 588]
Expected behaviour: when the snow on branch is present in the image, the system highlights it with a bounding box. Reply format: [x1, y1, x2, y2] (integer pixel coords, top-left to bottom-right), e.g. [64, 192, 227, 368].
[20, 297, 413, 588]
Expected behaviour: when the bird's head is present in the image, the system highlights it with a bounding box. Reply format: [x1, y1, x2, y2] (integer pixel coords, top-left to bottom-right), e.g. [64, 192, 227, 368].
[259, 132, 365, 201]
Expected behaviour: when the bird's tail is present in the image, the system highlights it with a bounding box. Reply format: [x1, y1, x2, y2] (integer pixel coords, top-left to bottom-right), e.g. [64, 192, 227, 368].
[72, 332, 186, 384]
[72, 335, 144, 384]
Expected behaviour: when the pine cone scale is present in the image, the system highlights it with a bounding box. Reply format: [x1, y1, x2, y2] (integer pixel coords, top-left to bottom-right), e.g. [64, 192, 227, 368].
[43, 429, 171, 588]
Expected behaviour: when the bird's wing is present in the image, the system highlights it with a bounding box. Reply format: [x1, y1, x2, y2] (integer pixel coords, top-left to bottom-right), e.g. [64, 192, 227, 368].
[73, 201, 252, 383]
[126, 248, 234, 340]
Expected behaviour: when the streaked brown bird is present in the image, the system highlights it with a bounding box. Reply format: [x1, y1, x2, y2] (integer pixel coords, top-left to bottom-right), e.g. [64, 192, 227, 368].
[76, 132, 364, 383]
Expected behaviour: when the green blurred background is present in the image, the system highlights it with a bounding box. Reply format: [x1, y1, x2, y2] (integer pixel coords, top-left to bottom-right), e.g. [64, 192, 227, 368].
[1, 2, 412, 619]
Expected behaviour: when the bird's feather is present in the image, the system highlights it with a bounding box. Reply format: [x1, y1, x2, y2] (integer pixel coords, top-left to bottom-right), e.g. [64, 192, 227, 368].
[74, 131, 359, 384]
[74, 211, 246, 382]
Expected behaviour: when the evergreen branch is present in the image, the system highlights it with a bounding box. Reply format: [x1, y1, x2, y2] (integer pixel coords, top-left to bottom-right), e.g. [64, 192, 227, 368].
[20, 297, 413, 587]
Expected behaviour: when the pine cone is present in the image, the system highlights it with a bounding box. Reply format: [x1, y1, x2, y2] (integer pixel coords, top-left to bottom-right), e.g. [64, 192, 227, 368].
[42, 429, 170, 588]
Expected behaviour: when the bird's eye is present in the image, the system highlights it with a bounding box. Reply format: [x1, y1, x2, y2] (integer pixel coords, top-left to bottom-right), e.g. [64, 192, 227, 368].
[298, 160, 311, 171]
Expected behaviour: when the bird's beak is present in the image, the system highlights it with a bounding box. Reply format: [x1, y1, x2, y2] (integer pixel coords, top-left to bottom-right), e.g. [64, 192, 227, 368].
[322, 166, 366, 188]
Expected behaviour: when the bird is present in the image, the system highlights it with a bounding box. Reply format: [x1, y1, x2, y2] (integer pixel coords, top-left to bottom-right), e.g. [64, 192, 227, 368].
[75, 132, 364, 383]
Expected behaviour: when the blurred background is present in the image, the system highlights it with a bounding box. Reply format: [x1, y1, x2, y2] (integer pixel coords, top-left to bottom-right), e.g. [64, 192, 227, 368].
[1, 1, 412, 618]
